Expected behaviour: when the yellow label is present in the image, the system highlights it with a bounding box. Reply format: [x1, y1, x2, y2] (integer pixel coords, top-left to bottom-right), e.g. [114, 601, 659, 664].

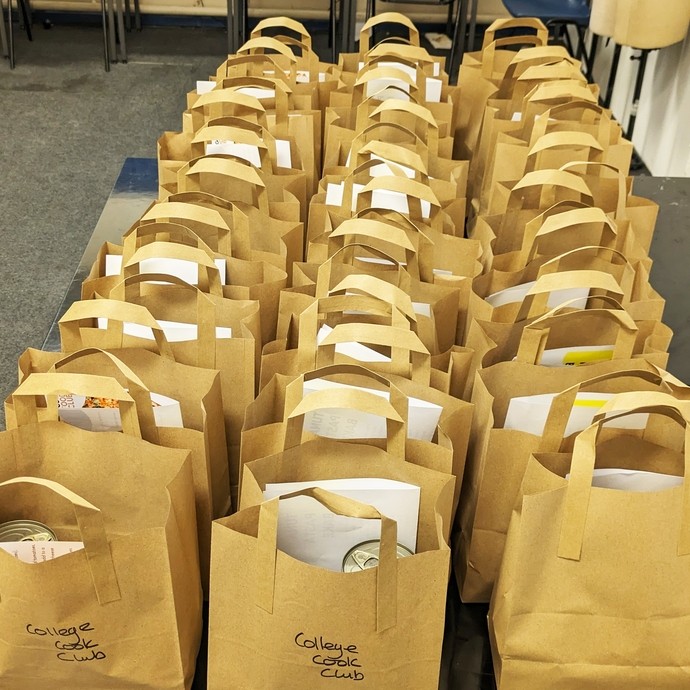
[572, 398, 608, 408]
[562, 349, 614, 367]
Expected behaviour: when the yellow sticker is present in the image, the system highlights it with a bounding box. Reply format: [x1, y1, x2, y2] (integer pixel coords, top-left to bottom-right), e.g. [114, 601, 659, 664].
[562, 350, 614, 367]
[572, 398, 607, 408]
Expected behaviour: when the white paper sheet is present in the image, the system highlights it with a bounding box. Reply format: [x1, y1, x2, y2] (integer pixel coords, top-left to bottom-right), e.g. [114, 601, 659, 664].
[325, 181, 431, 218]
[263, 478, 420, 570]
[97, 318, 232, 342]
[205, 138, 292, 168]
[105, 254, 228, 286]
[359, 61, 442, 101]
[567, 468, 682, 492]
[485, 281, 589, 309]
[504, 392, 649, 436]
[57, 391, 184, 431]
[0, 541, 84, 564]
[196, 80, 216, 94]
[301, 377, 442, 442]
[317, 324, 391, 363]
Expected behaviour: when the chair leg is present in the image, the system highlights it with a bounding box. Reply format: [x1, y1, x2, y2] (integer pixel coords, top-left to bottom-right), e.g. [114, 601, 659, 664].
[100, 0, 110, 70]
[467, 0, 477, 51]
[8, 0, 15, 68]
[586, 32, 599, 83]
[134, 0, 140, 31]
[329, 0, 336, 63]
[602, 42, 621, 109]
[0, 0, 9, 59]
[448, 0, 469, 84]
[18, 0, 30, 40]
[115, 0, 126, 62]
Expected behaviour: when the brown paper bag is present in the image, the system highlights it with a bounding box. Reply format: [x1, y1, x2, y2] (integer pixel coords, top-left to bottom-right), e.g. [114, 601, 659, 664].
[208, 487, 450, 689]
[490, 392, 690, 687]
[10, 350, 229, 594]
[457, 367, 689, 603]
[0, 392, 200, 689]
[240, 363, 470, 514]
[58, 295, 256, 508]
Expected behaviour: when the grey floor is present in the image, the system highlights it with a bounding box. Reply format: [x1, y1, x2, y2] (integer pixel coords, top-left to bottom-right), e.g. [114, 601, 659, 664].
[0, 23, 236, 425]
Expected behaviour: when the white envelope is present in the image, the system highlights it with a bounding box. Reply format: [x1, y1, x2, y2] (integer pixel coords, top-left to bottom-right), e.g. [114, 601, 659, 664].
[504, 391, 649, 436]
[205, 138, 292, 168]
[0, 541, 84, 564]
[105, 254, 228, 286]
[196, 80, 216, 94]
[317, 324, 391, 363]
[325, 181, 431, 218]
[485, 281, 589, 309]
[567, 468, 682, 492]
[57, 391, 184, 431]
[263, 478, 420, 571]
[301, 377, 442, 442]
[97, 318, 232, 342]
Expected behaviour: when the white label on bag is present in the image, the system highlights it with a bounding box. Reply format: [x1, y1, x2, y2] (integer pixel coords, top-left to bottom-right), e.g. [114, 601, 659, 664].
[236, 87, 275, 100]
[485, 282, 590, 309]
[317, 324, 391, 363]
[205, 140, 262, 166]
[57, 391, 184, 431]
[105, 255, 228, 286]
[302, 377, 442, 442]
[504, 392, 649, 437]
[96, 318, 232, 342]
[566, 468, 682, 492]
[264, 478, 420, 570]
[204, 138, 293, 169]
[0, 541, 84, 564]
[196, 80, 216, 94]
[324, 181, 431, 218]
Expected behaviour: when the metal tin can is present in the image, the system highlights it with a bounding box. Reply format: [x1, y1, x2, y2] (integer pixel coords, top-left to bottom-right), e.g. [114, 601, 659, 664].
[342, 540, 413, 572]
[0, 520, 57, 542]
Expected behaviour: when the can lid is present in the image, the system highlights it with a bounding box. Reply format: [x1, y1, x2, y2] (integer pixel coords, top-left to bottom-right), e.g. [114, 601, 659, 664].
[0, 520, 57, 542]
[342, 540, 413, 572]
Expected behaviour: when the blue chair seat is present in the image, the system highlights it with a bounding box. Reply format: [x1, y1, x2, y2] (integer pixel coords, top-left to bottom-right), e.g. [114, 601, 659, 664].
[502, 0, 591, 26]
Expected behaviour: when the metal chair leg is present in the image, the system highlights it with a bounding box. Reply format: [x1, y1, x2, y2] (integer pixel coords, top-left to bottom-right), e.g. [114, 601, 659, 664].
[467, 0, 477, 52]
[602, 42, 621, 109]
[115, 0, 126, 62]
[0, 0, 9, 59]
[18, 0, 30, 40]
[101, 0, 110, 70]
[134, 0, 141, 31]
[329, 0, 336, 63]
[8, 0, 15, 69]
[448, 0, 469, 84]
[107, 0, 117, 62]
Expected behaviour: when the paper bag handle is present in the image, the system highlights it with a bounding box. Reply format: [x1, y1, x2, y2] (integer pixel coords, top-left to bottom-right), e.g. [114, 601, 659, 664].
[237, 36, 297, 62]
[481, 17, 548, 49]
[251, 16, 313, 48]
[559, 394, 690, 560]
[515, 299, 638, 365]
[10, 372, 142, 438]
[123, 241, 225, 296]
[282, 385, 407, 460]
[515, 269, 625, 321]
[559, 161, 629, 219]
[49, 348, 161, 444]
[182, 157, 270, 215]
[325, 274, 417, 321]
[0, 477, 121, 604]
[122, 221, 226, 264]
[256, 487, 398, 632]
[539, 367, 677, 452]
[358, 12, 420, 52]
[140, 201, 230, 233]
[59, 299, 175, 360]
[323, 243, 413, 289]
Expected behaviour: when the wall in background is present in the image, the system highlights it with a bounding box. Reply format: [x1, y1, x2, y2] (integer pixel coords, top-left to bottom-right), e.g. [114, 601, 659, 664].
[592, 31, 690, 177]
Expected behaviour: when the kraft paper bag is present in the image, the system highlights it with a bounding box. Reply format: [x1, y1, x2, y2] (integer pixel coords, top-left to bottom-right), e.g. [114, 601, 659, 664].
[240, 364, 471, 516]
[490, 392, 690, 688]
[456, 364, 689, 602]
[469, 253, 664, 332]
[58, 295, 256, 509]
[208, 488, 450, 690]
[0, 393, 200, 689]
[10, 351, 229, 595]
